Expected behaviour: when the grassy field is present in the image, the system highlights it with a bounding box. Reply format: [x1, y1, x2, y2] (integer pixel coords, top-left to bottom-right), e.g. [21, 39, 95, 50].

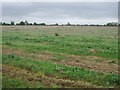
[2, 26, 119, 88]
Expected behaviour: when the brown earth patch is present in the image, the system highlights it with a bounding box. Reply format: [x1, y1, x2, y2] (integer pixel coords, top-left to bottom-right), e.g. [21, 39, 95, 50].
[43, 42, 49, 44]
[2, 46, 118, 74]
[64, 55, 118, 74]
[88, 49, 99, 54]
[2, 64, 102, 88]
[43, 42, 55, 44]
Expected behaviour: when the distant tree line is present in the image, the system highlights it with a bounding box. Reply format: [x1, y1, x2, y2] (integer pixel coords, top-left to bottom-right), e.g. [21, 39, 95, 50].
[0, 20, 46, 26]
[0, 20, 119, 26]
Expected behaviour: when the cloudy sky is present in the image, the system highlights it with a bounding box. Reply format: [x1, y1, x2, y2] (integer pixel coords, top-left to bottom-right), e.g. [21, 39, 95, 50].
[2, 2, 118, 25]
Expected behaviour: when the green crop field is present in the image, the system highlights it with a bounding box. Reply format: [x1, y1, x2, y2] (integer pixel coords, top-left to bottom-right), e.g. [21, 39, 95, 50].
[2, 26, 119, 88]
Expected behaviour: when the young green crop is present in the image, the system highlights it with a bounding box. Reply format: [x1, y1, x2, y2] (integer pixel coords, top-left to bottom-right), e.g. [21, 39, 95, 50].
[2, 54, 120, 87]
[2, 26, 119, 88]
[2, 26, 118, 59]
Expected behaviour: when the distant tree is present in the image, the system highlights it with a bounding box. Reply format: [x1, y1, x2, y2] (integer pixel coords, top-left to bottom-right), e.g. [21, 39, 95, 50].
[107, 22, 118, 26]
[39, 23, 46, 26]
[67, 22, 71, 26]
[34, 22, 38, 25]
[84, 24, 89, 26]
[71, 24, 75, 26]
[2, 22, 6, 25]
[55, 23, 58, 26]
[29, 23, 33, 25]
[90, 24, 95, 26]
[10, 21, 15, 25]
[2, 22, 10, 25]
[25, 20, 29, 25]
[96, 24, 99, 26]
[76, 24, 80, 26]
[19, 21, 25, 25]
[107, 23, 112, 26]
[16, 23, 20, 25]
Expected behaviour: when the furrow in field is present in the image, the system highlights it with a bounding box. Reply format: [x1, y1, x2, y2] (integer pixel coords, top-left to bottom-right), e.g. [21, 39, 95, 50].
[2, 64, 103, 88]
[2, 46, 118, 74]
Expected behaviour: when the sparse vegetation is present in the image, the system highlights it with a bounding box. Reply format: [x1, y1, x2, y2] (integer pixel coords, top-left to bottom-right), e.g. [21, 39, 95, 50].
[55, 33, 59, 36]
[96, 59, 104, 62]
[109, 60, 118, 64]
[2, 26, 119, 88]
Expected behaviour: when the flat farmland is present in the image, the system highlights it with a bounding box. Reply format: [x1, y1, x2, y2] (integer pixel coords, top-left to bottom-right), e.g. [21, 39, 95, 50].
[2, 26, 119, 88]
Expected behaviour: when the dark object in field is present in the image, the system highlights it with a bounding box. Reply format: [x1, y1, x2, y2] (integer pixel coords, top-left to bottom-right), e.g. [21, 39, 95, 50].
[55, 33, 59, 36]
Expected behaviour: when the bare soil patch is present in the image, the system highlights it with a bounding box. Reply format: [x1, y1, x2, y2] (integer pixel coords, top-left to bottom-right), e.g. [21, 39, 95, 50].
[88, 49, 99, 54]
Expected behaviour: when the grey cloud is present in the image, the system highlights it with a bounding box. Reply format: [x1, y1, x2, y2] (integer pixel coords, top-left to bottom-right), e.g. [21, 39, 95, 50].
[2, 2, 118, 24]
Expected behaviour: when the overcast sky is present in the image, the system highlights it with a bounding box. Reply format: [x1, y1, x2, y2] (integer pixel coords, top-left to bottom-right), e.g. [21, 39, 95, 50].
[2, 2, 118, 25]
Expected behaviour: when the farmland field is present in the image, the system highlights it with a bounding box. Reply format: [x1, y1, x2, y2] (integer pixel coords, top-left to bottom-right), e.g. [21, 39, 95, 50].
[1, 26, 119, 88]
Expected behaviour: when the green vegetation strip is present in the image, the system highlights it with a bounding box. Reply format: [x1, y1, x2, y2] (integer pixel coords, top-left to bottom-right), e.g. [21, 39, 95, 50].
[2, 75, 44, 88]
[2, 26, 118, 59]
[2, 75, 29, 88]
[2, 54, 120, 87]
[2, 35, 118, 59]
